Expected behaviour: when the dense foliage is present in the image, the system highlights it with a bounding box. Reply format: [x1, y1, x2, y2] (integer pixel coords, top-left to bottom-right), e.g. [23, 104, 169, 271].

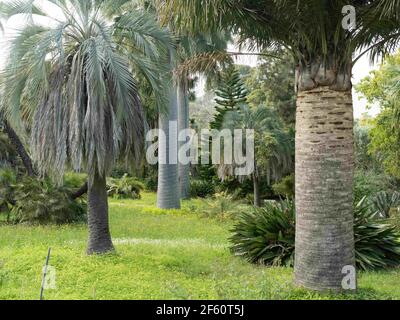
[189, 179, 215, 198]
[230, 199, 295, 266]
[230, 198, 400, 271]
[107, 174, 145, 200]
[0, 169, 86, 225]
[210, 66, 248, 130]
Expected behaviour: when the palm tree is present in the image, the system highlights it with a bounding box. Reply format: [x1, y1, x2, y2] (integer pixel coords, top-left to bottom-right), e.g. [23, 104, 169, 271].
[0, 0, 171, 254]
[220, 105, 293, 207]
[156, 0, 400, 290]
[175, 32, 230, 199]
[156, 49, 181, 209]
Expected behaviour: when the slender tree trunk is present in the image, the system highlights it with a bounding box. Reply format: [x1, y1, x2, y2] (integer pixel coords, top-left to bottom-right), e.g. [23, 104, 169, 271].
[2, 119, 36, 177]
[253, 174, 261, 207]
[294, 85, 355, 291]
[178, 78, 190, 199]
[87, 172, 114, 255]
[157, 58, 181, 209]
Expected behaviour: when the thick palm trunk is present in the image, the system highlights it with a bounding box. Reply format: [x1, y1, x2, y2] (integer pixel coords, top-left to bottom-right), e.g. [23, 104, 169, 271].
[294, 85, 355, 291]
[87, 172, 114, 255]
[178, 79, 190, 199]
[157, 81, 181, 209]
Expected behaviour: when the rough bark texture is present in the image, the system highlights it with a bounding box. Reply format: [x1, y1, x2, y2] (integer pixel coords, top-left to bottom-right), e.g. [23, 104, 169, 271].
[2, 119, 36, 177]
[294, 85, 355, 291]
[178, 79, 190, 199]
[157, 82, 181, 209]
[87, 172, 114, 255]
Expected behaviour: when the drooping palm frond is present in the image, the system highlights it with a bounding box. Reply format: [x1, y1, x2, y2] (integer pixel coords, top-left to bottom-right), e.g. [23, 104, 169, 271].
[0, 0, 172, 181]
[157, 0, 400, 70]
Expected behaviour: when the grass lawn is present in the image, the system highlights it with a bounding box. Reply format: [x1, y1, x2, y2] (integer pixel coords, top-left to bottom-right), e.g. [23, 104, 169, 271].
[0, 192, 400, 300]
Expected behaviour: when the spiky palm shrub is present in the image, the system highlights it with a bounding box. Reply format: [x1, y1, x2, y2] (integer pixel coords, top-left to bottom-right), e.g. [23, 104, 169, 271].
[230, 199, 295, 266]
[354, 197, 400, 270]
[230, 198, 400, 271]
[370, 191, 400, 218]
[0, 0, 171, 254]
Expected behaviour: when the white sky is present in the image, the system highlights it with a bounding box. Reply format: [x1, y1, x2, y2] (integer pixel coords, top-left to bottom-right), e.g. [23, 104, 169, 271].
[0, 4, 382, 119]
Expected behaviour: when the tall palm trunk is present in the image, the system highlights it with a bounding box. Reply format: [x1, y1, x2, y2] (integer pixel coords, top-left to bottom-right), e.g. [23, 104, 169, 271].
[157, 80, 181, 209]
[178, 79, 190, 199]
[294, 78, 355, 291]
[87, 172, 114, 255]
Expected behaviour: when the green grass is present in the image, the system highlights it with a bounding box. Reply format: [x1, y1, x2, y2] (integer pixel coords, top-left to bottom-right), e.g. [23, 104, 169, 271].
[1, 192, 400, 300]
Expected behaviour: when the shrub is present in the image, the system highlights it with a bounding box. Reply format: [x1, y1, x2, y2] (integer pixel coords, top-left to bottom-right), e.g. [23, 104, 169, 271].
[272, 174, 295, 199]
[354, 169, 394, 203]
[230, 199, 295, 266]
[201, 192, 240, 220]
[63, 172, 87, 189]
[107, 174, 144, 200]
[10, 177, 86, 225]
[190, 180, 215, 198]
[354, 197, 400, 270]
[144, 175, 158, 192]
[0, 169, 17, 219]
[230, 198, 400, 270]
[370, 191, 400, 218]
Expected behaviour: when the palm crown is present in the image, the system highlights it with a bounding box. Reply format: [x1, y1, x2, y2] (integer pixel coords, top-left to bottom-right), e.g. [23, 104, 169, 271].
[0, 0, 172, 180]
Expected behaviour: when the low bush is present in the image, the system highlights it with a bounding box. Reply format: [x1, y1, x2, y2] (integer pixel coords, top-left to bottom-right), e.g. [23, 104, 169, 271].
[107, 174, 144, 200]
[10, 177, 86, 225]
[272, 174, 295, 199]
[230, 199, 295, 266]
[144, 175, 158, 192]
[201, 192, 240, 220]
[190, 179, 215, 198]
[1, 169, 86, 225]
[63, 172, 87, 189]
[230, 197, 400, 270]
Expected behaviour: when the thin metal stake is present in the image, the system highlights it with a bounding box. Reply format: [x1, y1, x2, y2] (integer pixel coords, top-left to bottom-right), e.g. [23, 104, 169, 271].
[40, 248, 51, 301]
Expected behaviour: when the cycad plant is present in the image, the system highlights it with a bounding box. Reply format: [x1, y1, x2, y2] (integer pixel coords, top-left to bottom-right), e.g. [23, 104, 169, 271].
[0, 0, 171, 254]
[157, 0, 400, 290]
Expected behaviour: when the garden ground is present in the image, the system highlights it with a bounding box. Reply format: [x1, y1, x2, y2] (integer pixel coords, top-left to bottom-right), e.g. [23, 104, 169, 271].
[1, 193, 400, 300]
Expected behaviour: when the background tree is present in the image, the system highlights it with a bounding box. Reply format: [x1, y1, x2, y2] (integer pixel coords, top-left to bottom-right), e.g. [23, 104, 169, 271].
[356, 51, 400, 180]
[0, 0, 171, 254]
[210, 66, 248, 130]
[220, 105, 293, 206]
[244, 49, 296, 126]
